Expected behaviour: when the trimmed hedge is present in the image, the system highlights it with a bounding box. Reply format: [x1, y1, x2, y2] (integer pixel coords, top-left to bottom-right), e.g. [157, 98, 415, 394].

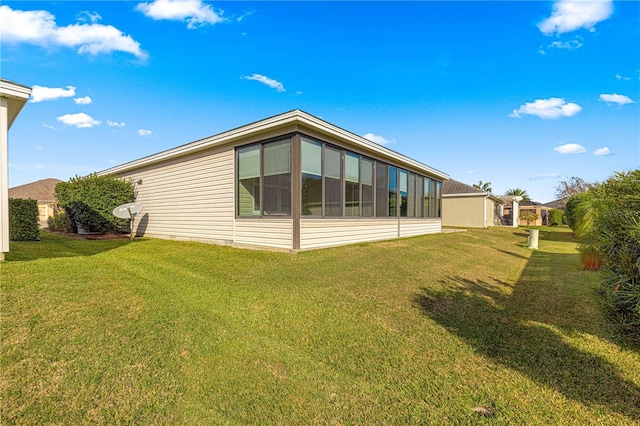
[9, 198, 39, 241]
[590, 170, 640, 344]
[55, 174, 134, 233]
[47, 211, 74, 233]
[549, 208, 564, 226]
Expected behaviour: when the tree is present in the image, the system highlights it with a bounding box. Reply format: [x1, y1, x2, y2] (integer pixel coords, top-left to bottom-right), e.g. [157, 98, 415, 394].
[505, 188, 531, 201]
[519, 210, 538, 226]
[473, 180, 492, 193]
[554, 177, 592, 205]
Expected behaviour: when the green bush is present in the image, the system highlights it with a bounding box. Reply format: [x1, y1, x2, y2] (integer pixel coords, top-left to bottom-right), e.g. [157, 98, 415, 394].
[564, 192, 592, 232]
[590, 170, 640, 344]
[55, 174, 134, 233]
[9, 198, 39, 241]
[549, 208, 564, 226]
[47, 211, 74, 233]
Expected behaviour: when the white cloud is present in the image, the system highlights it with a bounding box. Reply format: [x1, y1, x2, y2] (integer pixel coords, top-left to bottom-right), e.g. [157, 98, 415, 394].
[553, 143, 586, 154]
[74, 96, 92, 105]
[362, 133, 396, 146]
[594, 147, 612, 156]
[136, 0, 224, 29]
[538, 0, 613, 35]
[530, 173, 561, 180]
[548, 37, 583, 51]
[242, 74, 285, 92]
[0, 5, 147, 59]
[510, 97, 582, 119]
[599, 93, 635, 106]
[138, 129, 153, 137]
[30, 85, 76, 103]
[77, 11, 102, 25]
[107, 120, 126, 127]
[615, 73, 630, 81]
[57, 112, 101, 128]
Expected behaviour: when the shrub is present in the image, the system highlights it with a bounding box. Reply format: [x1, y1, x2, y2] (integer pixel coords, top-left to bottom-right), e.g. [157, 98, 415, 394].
[55, 174, 134, 233]
[9, 198, 39, 241]
[564, 192, 592, 232]
[549, 208, 564, 226]
[589, 170, 640, 344]
[47, 211, 74, 233]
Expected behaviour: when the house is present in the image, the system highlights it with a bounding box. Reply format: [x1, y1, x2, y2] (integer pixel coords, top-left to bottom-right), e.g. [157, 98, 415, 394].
[98, 110, 449, 251]
[543, 198, 566, 210]
[517, 201, 551, 226]
[1, 79, 32, 261]
[441, 179, 505, 228]
[498, 196, 523, 227]
[9, 178, 62, 227]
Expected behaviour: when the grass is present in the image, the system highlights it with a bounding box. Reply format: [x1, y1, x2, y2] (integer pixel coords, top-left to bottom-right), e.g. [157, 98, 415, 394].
[2, 227, 639, 424]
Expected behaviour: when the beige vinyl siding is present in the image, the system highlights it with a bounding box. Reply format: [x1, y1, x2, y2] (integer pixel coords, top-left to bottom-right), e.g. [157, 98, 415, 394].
[234, 219, 293, 250]
[399, 219, 441, 237]
[300, 219, 399, 250]
[442, 196, 486, 228]
[117, 146, 235, 242]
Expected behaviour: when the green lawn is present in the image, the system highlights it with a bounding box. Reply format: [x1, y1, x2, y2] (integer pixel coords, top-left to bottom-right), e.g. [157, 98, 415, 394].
[2, 227, 639, 424]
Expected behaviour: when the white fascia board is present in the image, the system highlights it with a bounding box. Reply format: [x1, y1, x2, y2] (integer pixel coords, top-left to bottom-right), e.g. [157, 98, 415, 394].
[0, 79, 32, 101]
[0, 79, 32, 129]
[442, 193, 485, 198]
[98, 110, 450, 180]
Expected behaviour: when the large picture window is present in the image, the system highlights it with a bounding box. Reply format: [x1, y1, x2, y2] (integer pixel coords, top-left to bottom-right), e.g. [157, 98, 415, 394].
[388, 166, 398, 217]
[237, 138, 291, 217]
[301, 138, 323, 216]
[375, 162, 388, 217]
[424, 178, 431, 218]
[345, 152, 360, 217]
[415, 175, 424, 218]
[399, 170, 408, 217]
[263, 140, 291, 215]
[361, 158, 374, 217]
[435, 181, 442, 218]
[237, 145, 261, 216]
[324, 146, 342, 217]
[407, 173, 415, 218]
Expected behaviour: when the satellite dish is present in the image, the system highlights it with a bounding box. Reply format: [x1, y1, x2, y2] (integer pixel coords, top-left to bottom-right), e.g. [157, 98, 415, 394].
[112, 202, 143, 241]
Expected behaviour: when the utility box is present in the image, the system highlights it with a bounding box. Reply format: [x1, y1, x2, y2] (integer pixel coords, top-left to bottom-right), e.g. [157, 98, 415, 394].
[528, 229, 539, 249]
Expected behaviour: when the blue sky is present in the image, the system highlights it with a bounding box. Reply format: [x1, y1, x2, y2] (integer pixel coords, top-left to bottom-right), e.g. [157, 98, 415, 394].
[2, 0, 638, 202]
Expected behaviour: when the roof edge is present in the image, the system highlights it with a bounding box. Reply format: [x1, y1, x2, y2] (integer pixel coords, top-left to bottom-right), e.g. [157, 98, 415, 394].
[98, 110, 450, 180]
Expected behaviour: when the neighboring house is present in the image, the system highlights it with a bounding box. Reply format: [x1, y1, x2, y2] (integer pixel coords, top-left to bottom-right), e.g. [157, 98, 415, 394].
[441, 179, 505, 228]
[9, 178, 62, 226]
[1, 79, 32, 261]
[98, 110, 449, 251]
[517, 201, 551, 226]
[499, 196, 523, 228]
[543, 198, 566, 210]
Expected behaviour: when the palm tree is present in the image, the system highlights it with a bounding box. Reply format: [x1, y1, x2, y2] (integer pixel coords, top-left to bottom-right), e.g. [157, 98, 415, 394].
[473, 180, 492, 193]
[505, 188, 531, 201]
